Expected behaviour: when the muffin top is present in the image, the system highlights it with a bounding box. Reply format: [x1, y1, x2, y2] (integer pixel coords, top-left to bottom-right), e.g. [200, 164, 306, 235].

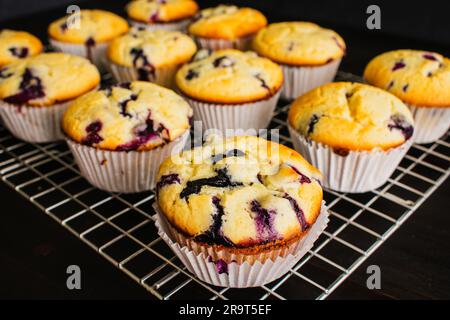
[0, 53, 100, 106]
[126, 0, 199, 23]
[252, 22, 346, 66]
[156, 135, 323, 248]
[364, 50, 450, 107]
[188, 5, 267, 40]
[288, 82, 414, 151]
[62, 81, 192, 151]
[0, 30, 43, 67]
[107, 28, 197, 68]
[48, 9, 129, 44]
[176, 49, 283, 104]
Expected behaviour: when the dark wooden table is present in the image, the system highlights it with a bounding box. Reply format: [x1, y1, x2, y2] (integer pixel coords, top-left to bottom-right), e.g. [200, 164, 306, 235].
[0, 0, 449, 300]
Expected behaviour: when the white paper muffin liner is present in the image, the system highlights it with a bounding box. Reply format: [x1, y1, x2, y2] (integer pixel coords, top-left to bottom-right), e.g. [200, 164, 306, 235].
[288, 125, 413, 193]
[0, 100, 70, 142]
[193, 34, 255, 51]
[408, 104, 450, 144]
[182, 90, 281, 133]
[65, 130, 189, 193]
[281, 59, 341, 101]
[153, 201, 329, 288]
[49, 38, 109, 70]
[129, 18, 192, 32]
[108, 62, 180, 89]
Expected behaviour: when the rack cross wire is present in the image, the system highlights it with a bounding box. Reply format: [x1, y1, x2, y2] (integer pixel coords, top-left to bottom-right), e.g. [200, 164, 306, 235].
[0, 72, 449, 299]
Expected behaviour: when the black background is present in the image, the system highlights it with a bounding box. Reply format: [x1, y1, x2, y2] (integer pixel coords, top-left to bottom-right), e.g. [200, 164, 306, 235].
[0, 0, 449, 300]
[1, 0, 450, 46]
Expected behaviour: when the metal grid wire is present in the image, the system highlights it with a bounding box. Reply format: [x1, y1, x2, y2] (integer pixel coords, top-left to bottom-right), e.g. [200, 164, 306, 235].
[0, 72, 449, 300]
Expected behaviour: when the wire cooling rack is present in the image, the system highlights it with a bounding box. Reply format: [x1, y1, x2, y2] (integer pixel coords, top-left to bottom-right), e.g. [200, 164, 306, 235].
[0, 72, 449, 300]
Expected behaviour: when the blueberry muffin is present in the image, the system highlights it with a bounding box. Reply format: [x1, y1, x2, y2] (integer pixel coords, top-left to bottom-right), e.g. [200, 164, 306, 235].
[48, 9, 129, 67]
[62, 81, 192, 192]
[0, 30, 43, 67]
[0, 53, 100, 142]
[188, 5, 267, 50]
[364, 49, 450, 144]
[253, 22, 345, 100]
[107, 28, 197, 88]
[288, 82, 414, 192]
[126, 0, 199, 31]
[156, 135, 323, 264]
[175, 49, 283, 131]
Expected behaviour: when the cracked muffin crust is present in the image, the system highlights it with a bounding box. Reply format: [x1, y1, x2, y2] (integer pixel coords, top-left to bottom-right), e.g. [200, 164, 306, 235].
[156, 135, 323, 251]
[126, 0, 199, 23]
[176, 49, 283, 104]
[0, 30, 43, 67]
[188, 5, 267, 40]
[364, 50, 450, 107]
[252, 22, 346, 66]
[0, 52, 100, 106]
[107, 28, 197, 69]
[48, 9, 129, 44]
[62, 81, 192, 151]
[288, 82, 414, 151]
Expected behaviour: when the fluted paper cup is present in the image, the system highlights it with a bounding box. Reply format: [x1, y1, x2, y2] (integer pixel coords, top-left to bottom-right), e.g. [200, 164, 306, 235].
[193, 34, 255, 51]
[183, 90, 280, 133]
[408, 104, 450, 144]
[0, 100, 70, 142]
[129, 18, 192, 32]
[66, 130, 189, 193]
[49, 38, 109, 70]
[108, 62, 180, 89]
[288, 125, 413, 193]
[153, 201, 329, 288]
[281, 59, 341, 101]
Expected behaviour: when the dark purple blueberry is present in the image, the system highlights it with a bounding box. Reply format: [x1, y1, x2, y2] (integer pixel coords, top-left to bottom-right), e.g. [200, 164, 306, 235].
[207, 257, 229, 274]
[287, 42, 294, 51]
[156, 173, 180, 194]
[212, 56, 234, 68]
[185, 69, 199, 80]
[116, 113, 168, 151]
[254, 73, 270, 91]
[0, 68, 12, 79]
[150, 11, 160, 22]
[288, 165, 311, 184]
[130, 48, 155, 80]
[215, 259, 228, 274]
[119, 82, 132, 90]
[332, 36, 345, 52]
[250, 200, 278, 242]
[3, 68, 45, 105]
[82, 121, 103, 146]
[423, 53, 438, 61]
[388, 114, 414, 140]
[387, 80, 395, 90]
[283, 194, 309, 232]
[211, 149, 245, 164]
[427, 72, 433, 77]
[402, 84, 409, 92]
[9, 47, 29, 58]
[194, 196, 234, 247]
[60, 22, 68, 31]
[257, 173, 263, 184]
[392, 61, 406, 71]
[119, 94, 137, 118]
[307, 114, 320, 136]
[333, 148, 350, 156]
[85, 37, 95, 47]
[180, 168, 243, 199]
